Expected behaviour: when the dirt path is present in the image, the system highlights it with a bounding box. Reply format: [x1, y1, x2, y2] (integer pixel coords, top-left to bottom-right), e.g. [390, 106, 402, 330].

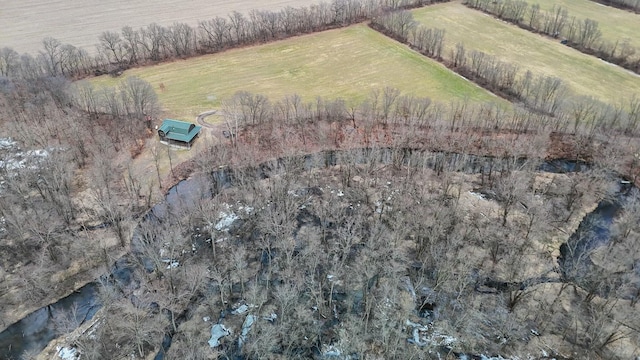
[196, 109, 226, 147]
[196, 109, 219, 129]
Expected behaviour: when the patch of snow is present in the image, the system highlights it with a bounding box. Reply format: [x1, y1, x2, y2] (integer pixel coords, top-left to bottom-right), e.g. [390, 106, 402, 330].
[203, 316, 211, 322]
[375, 200, 382, 213]
[232, 304, 249, 315]
[405, 321, 458, 349]
[238, 314, 256, 349]
[214, 210, 239, 231]
[401, 277, 416, 302]
[263, 313, 277, 322]
[56, 346, 78, 360]
[323, 344, 342, 357]
[0, 138, 17, 150]
[438, 334, 457, 347]
[26, 149, 49, 157]
[164, 261, 179, 269]
[406, 320, 429, 346]
[0, 145, 51, 174]
[83, 319, 102, 339]
[0, 158, 27, 171]
[208, 324, 231, 347]
[469, 191, 486, 200]
[337, 190, 344, 197]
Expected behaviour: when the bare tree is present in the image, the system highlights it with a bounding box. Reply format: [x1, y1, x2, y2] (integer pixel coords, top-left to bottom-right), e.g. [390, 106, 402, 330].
[39, 37, 63, 76]
[542, 6, 568, 37]
[577, 19, 602, 49]
[199, 17, 231, 50]
[167, 22, 196, 57]
[0, 47, 19, 77]
[121, 26, 141, 64]
[98, 31, 126, 65]
[120, 76, 160, 118]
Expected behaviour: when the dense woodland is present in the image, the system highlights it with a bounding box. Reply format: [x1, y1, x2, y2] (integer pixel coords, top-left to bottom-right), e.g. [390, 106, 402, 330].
[1, 0, 640, 359]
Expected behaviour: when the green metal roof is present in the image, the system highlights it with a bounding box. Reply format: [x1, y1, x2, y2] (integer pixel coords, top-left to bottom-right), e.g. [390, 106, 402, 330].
[158, 119, 201, 143]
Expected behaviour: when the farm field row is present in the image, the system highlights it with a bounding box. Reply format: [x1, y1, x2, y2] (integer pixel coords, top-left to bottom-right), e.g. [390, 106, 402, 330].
[412, 2, 640, 104]
[91, 24, 498, 120]
[0, 0, 319, 54]
[533, 0, 640, 49]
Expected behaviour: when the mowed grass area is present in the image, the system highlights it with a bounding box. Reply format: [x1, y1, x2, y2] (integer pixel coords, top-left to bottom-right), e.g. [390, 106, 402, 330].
[412, 3, 640, 104]
[534, 0, 640, 49]
[91, 24, 497, 120]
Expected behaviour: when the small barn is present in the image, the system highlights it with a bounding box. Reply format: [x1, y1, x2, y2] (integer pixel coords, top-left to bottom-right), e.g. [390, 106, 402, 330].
[158, 119, 202, 148]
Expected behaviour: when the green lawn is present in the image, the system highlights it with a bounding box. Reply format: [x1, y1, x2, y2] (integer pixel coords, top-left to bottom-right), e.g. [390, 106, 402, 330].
[412, 2, 640, 104]
[533, 0, 640, 49]
[91, 24, 496, 120]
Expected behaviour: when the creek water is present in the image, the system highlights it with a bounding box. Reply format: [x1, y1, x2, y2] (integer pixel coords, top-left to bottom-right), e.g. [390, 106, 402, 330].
[0, 148, 632, 359]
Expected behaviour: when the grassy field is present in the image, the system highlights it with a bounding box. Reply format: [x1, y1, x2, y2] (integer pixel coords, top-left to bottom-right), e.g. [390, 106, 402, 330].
[92, 24, 497, 120]
[412, 2, 640, 104]
[533, 0, 640, 49]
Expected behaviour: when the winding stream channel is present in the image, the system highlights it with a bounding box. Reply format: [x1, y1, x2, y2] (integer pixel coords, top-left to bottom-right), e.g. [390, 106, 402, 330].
[0, 148, 635, 359]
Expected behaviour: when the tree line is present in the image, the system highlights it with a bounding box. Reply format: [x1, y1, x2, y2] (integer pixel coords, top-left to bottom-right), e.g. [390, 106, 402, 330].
[370, 10, 640, 136]
[463, 0, 640, 75]
[588, 0, 640, 13]
[0, 0, 448, 82]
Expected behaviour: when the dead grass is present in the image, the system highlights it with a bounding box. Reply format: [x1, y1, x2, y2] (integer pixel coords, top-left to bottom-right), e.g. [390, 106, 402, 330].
[533, 0, 640, 49]
[91, 24, 498, 120]
[412, 2, 640, 104]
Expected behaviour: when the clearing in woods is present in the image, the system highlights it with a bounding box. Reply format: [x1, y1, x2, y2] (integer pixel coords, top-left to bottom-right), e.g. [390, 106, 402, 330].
[90, 24, 498, 120]
[412, 2, 640, 104]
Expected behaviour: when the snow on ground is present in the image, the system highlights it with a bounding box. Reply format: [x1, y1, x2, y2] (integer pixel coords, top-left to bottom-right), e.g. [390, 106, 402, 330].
[0, 139, 51, 173]
[56, 346, 78, 359]
[0, 138, 17, 150]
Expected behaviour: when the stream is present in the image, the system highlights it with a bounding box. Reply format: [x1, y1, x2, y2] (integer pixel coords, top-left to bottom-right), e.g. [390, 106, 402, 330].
[0, 148, 634, 359]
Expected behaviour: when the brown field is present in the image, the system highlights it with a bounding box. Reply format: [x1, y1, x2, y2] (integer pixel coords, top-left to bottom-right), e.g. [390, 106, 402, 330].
[0, 0, 319, 55]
